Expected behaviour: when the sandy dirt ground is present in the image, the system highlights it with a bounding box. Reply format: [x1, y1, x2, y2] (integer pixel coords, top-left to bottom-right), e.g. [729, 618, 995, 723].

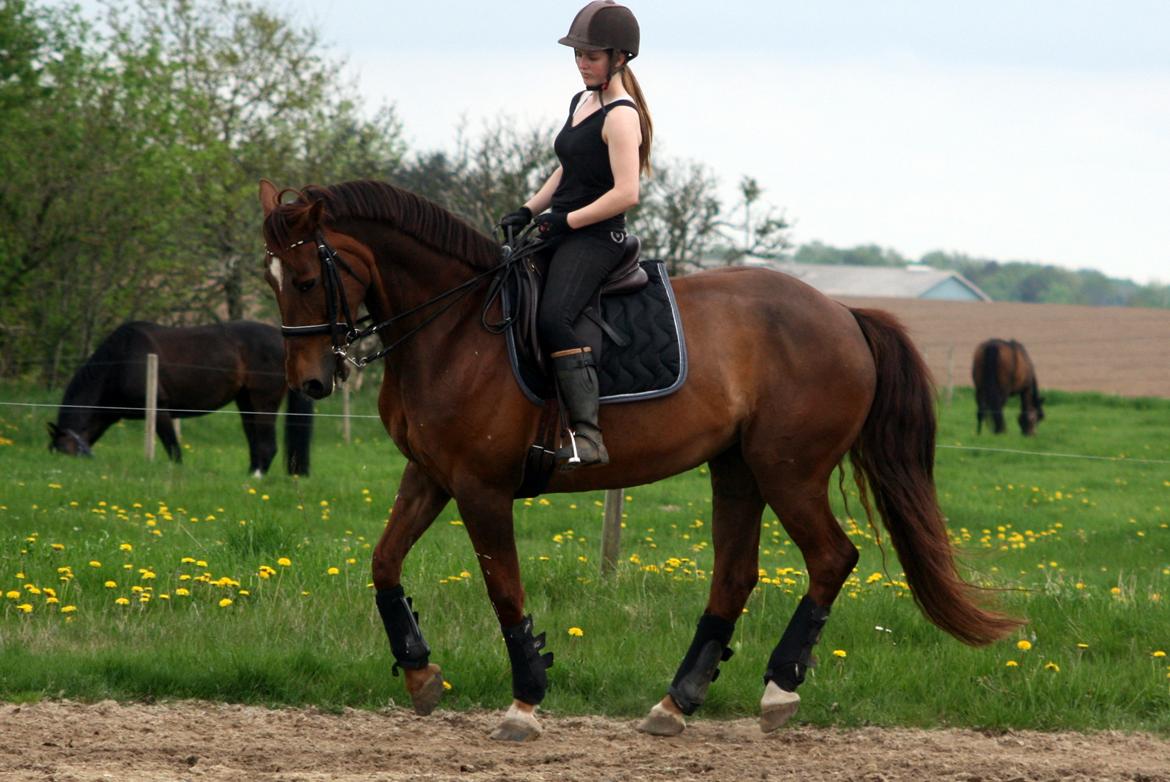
[837, 297, 1170, 399]
[2, 701, 1169, 782]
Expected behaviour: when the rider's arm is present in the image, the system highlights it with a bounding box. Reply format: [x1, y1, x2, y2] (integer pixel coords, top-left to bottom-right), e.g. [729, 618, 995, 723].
[524, 166, 564, 216]
[566, 106, 641, 229]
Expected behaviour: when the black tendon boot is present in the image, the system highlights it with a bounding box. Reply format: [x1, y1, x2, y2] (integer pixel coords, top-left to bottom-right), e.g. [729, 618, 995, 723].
[552, 347, 609, 469]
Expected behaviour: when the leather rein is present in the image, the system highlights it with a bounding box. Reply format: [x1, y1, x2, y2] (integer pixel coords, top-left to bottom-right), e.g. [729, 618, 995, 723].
[266, 227, 542, 369]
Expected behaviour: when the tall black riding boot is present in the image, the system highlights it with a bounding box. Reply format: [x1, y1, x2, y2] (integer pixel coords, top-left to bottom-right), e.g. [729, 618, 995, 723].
[551, 347, 609, 469]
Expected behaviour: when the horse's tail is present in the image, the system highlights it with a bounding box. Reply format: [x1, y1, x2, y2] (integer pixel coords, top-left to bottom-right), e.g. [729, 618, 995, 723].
[284, 389, 314, 476]
[849, 309, 1022, 646]
[980, 341, 1007, 433]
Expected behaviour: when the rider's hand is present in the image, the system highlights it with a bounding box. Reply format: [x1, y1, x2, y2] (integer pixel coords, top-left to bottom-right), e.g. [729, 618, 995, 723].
[534, 211, 571, 241]
[499, 206, 533, 231]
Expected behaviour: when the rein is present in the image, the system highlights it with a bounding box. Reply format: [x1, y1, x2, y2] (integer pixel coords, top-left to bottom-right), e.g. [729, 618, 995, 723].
[268, 227, 543, 369]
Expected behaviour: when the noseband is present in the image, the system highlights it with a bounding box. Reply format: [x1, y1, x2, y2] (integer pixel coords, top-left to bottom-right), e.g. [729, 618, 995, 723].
[267, 227, 541, 369]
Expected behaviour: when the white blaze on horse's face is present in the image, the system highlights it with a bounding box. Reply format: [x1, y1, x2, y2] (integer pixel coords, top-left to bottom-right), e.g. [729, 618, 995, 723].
[268, 256, 284, 292]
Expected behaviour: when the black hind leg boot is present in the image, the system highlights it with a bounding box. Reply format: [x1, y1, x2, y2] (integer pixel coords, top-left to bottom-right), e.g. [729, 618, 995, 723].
[552, 347, 608, 469]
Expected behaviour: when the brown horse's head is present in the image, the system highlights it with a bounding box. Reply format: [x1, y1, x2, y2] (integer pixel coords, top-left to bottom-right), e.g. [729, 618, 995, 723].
[47, 421, 92, 456]
[1019, 394, 1045, 436]
[259, 180, 374, 399]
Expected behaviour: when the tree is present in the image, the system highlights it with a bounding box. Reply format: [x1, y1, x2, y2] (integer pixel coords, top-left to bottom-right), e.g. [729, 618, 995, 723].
[105, 0, 405, 319]
[629, 158, 722, 276]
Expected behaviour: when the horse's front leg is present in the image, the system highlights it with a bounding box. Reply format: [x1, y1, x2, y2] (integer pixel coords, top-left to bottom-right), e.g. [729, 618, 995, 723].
[371, 461, 450, 715]
[457, 488, 552, 742]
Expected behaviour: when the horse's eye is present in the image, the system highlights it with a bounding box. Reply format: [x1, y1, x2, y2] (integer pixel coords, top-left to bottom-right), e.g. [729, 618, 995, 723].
[296, 279, 317, 294]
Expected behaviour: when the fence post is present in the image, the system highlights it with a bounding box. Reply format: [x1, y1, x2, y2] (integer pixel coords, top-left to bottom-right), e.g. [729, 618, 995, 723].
[946, 344, 955, 406]
[600, 488, 624, 576]
[144, 353, 158, 461]
[342, 379, 352, 445]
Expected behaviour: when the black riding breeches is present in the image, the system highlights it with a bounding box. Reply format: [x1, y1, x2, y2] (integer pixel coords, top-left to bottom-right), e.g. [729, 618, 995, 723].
[537, 228, 627, 353]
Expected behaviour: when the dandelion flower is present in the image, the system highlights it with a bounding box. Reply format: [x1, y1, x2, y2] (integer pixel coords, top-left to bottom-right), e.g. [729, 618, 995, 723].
[114, 597, 130, 606]
[1153, 651, 1167, 658]
[1016, 640, 1033, 652]
[218, 598, 233, 608]
[119, 543, 133, 552]
[1076, 643, 1089, 650]
[277, 557, 292, 567]
[60, 605, 77, 613]
[327, 567, 340, 576]
[4, 591, 19, 600]
[442, 680, 453, 690]
[89, 560, 102, 568]
[16, 603, 33, 614]
[1005, 660, 1019, 668]
[1044, 662, 1060, 672]
[104, 580, 117, 589]
[175, 588, 190, 596]
[567, 627, 584, 637]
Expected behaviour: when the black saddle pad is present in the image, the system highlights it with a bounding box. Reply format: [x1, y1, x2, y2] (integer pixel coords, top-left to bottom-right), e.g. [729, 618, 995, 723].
[506, 260, 687, 404]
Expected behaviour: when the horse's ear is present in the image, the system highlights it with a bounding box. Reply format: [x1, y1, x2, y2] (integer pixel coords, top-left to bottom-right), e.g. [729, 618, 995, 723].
[259, 179, 280, 216]
[307, 198, 326, 227]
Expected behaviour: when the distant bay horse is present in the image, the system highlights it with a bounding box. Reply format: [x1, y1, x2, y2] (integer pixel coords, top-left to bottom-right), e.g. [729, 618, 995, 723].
[972, 338, 1044, 436]
[259, 179, 1019, 741]
[49, 320, 314, 475]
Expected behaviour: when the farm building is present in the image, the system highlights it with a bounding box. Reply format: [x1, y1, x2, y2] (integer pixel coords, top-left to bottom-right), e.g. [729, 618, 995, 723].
[747, 260, 992, 302]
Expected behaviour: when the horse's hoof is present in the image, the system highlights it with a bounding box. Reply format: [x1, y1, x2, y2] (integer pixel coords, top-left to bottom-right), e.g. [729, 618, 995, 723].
[636, 702, 686, 736]
[759, 681, 800, 733]
[407, 664, 445, 716]
[489, 704, 542, 742]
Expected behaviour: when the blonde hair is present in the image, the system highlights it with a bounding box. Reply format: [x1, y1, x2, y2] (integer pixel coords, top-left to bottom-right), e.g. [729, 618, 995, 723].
[620, 66, 653, 176]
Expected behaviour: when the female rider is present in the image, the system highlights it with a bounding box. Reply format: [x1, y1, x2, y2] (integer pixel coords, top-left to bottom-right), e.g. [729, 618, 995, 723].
[499, 0, 653, 470]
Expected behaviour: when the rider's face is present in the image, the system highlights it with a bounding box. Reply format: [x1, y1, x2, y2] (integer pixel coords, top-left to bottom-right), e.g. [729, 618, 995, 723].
[574, 49, 613, 88]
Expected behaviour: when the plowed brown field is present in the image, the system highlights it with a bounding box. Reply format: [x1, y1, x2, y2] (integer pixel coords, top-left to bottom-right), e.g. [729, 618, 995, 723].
[837, 297, 1170, 398]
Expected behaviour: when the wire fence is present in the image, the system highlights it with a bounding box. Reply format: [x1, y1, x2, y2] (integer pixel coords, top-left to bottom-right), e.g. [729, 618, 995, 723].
[4, 399, 1168, 465]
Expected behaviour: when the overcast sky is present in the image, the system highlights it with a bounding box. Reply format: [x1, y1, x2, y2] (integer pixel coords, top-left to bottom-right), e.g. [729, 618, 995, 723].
[158, 2, 1170, 283]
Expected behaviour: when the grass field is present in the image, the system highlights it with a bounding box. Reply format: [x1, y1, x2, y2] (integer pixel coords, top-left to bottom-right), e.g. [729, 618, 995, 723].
[1, 375, 1168, 733]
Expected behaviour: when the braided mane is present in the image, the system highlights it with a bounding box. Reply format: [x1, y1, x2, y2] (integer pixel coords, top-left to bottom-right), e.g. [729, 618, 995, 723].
[263, 180, 501, 270]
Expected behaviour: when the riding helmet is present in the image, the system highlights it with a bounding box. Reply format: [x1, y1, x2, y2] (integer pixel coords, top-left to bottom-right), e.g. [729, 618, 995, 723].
[558, 1, 640, 60]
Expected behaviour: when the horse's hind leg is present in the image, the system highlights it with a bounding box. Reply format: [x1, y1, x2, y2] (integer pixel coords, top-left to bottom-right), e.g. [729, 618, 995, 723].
[638, 446, 765, 736]
[372, 461, 451, 716]
[756, 474, 858, 733]
[237, 393, 278, 476]
[156, 412, 182, 462]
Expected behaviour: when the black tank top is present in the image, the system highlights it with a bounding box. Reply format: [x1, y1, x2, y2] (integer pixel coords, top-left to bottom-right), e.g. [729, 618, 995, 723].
[551, 91, 637, 233]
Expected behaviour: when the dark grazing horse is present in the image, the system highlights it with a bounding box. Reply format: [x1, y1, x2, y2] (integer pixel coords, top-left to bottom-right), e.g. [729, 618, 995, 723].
[972, 338, 1044, 436]
[259, 179, 1019, 741]
[48, 320, 313, 475]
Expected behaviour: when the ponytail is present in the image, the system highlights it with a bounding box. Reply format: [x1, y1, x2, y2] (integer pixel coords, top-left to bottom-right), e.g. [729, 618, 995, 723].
[620, 66, 653, 176]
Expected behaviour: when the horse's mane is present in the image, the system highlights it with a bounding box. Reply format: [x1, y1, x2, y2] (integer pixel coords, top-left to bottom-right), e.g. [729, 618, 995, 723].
[57, 322, 149, 425]
[263, 180, 501, 270]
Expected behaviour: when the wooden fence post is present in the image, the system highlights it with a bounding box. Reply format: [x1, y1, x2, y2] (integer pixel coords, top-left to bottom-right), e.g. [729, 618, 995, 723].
[144, 353, 158, 461]
[600, 488, 624, 576]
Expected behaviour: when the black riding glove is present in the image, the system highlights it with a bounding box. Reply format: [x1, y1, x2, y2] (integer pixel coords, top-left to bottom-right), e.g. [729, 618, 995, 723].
[499, 206, 533, 230]
[534, 211, 571, 241]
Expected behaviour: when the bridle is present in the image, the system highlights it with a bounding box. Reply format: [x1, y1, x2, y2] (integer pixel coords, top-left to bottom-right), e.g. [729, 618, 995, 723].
[266, 227, 542, 369]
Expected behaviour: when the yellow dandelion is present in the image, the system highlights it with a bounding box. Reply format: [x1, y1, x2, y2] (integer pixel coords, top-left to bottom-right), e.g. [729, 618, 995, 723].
[114, 597, 130, 606]
[327, 567, 340, 576]
[218, 598, 233, 608]
[832, 649, 847, 658]
[1076, 643, 1089, 650]
[277, 557, 292, 567]
[4, 591, 19, 600]
[1044, 662, 1060, 672]
[89, 560, 102, 568]
[567, 627, 584, 637]
[175, 588, 190, 597]
[1153, 651, 1167, 658]
[16, 603, 33, 614]
[442, 680, 453, 690]
[50, 543, 65, 551]
[1005, 660, 1019, 668]
[1016, 639, 1033, 651]
[60, 605, 77, 613]
[119, 543, 132, 552]
[104, 580, 117, 589]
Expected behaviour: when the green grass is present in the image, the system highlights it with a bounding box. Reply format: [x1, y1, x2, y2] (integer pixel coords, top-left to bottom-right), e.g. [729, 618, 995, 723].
[2, 377, 1168, 732]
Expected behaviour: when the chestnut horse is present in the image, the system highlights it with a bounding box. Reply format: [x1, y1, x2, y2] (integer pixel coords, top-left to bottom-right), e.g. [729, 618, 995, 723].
[259, 179, 1018, 741]
[972, 338, 1045, 436]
